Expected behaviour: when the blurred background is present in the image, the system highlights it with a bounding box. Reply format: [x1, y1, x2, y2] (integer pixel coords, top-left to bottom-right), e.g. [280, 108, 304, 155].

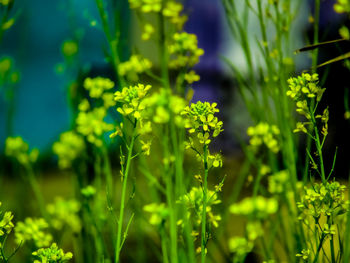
[0, 0, 349, 174]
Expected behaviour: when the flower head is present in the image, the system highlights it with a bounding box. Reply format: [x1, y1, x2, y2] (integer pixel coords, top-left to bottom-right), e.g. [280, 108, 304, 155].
[5, 137, 39, 165]
[53, 131, 85, 169]
[32, 243, 73, 263]
[182, 101, 223, 145]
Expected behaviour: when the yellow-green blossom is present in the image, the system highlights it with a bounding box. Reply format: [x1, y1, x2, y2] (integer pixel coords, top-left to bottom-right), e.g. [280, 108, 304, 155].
[76, 107, 113, 147]
[78, 99, 90, 112]
[230, 196, 278, 219]
[83, 77, 115, 99]
[0, 203, 14, 236]
[182, 101, 223, 145]
[142, 24, 155, 41]
[178, 187, 222, 228]
[296, 249, 310, 261]
[163, 1, 187, 28]
[118, 55, 152, 82]
[228, 237, 254, 256]
[15, 218, 52, 248]
[168, 32, 204, 68]
[140, 140, 151, 155]
[81, 185, 96, 198]
[334, 0, 350, 13]
[142, 88, 187, 126]
[184, 70, 200, 84]
[246, 221, 263, 241]
[32, 243, 73, 263]
[247, 122, 280, 153]
[297, 181, 348, 220]
[143, 203, 169, 225]
[5, 137, 39, 166]
[268, 170, 289, 194]
[52, 131, 85, 169]
[287, 73, 324, 102]
[61, 40, 78, 57]
[339, 26, 350, 40]
[114, 83, 151, 120]
[46, 197, 81, 233]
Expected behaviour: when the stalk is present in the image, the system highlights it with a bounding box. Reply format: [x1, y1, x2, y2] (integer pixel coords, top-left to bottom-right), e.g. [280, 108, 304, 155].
[115, 120, 137, 263]
[95, 0, 125, 87]
[201, 145, 209, 263]
[25, 164, 48, 221]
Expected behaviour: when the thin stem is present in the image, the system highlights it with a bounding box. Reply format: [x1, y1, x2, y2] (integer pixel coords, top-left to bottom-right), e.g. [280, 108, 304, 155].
[201, 144, 209, 263]
[95, 0, 125, 87]
[310, 114, 326, 184]
[25, 164, 49, 221]
[115, 120, 137, 263]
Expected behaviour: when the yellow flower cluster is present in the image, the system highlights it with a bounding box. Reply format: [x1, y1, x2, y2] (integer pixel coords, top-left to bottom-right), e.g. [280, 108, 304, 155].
[296, 249, 310, 261]
[184, 70, 200, 84]
[5, 137, 39, 166]
[15, 218, 52, 248]
[297, 181, 348, 220]
[76, 107, 113, 147]
[142, 88, 187, 126]
[334, 0, 350, 13]
[182, 101, 223, 145]
[228, 237, 254, 257]
[287, 73, 328, 135]
[32, 243, 73, 263]
[287, 73, 325, 102]
[178, 187, 222, 228]
[47, 197, 81, 233]
[268, 170, 289, 194]
[128, 0, 161, 12]
[0, 202, 14, 237]
[114, 83, 151, 120]
[163, 1, 187, 28]
[143, 203, 169, 226]
[142, 24, 155, 41]
[230, 196, 278, 219]
[83, 77, 115, 99]
[118, 55, 152, 82]
[168, 32, 204, 68]
[247, 122, 280, 153]
[52, 131, 85, 169]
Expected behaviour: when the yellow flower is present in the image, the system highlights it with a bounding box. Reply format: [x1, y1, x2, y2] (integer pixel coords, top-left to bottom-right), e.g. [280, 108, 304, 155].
[169, 32, 204, 69]
[184, 70, 200, 84]
[83, 77, 115, 99]
[118, 55, 152, 82]
[114, 83, 151, 120]
[52, 131, 85, 169]
[76, 107, 113, 147]
[141, 24, 154, 41]
[5, 137, 39, 165]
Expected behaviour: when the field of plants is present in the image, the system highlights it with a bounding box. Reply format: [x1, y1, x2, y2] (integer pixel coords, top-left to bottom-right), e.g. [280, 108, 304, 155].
[1, 0, 350, 262]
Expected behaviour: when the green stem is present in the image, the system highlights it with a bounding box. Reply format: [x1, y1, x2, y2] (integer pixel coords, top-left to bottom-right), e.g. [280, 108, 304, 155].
[160, 224, 170, 263]
[312, 0, 320, 69]
[157, 11, 170, 90]
[95, 0, 125, 87]
[115, 120, 137, 263]
[310, 113, 326, 184]
[25, 165, 48, 221]
[201, 144, 209, 263]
